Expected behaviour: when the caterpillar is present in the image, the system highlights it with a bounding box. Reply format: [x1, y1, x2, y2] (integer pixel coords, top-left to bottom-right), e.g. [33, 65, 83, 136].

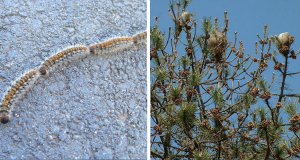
[1, 30, 146, 124]
[0, 70, 40, 124]
[132, 30, 147, 44]
[39, 45, 89, 75]
[89, 37, 133, 55]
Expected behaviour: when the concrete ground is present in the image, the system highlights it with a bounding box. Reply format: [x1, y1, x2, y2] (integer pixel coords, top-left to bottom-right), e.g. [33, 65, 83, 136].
[0, 0, 146, 159]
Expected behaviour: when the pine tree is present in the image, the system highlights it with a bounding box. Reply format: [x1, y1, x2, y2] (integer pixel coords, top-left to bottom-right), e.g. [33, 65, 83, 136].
[151, 0, 300, 159]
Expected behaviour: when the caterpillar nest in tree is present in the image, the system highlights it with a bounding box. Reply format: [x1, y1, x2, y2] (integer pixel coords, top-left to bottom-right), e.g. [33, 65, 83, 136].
[208, 30, 227, 49]
[272, 32, 295, 48]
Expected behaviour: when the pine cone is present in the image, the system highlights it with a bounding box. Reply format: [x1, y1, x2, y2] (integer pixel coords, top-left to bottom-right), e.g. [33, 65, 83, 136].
[199, 120, 208, 128]
[173, 98, 182, 105]
[276, 102, 282, 108]
[259, 62, 268, 69]
[248, 122, 255, 129]
[291, 50, 297, 59]
[150, 51, 158, 59]
[156, 81, 162, 87]
[253, 136, 260, 143]
[237, 53, 243, 58]
[206, 87, 211, 93]
[261, 119, 271, 128]
[288, 125, 300, 133]
[231, 46, 237, 53]
[186, 88, 197, 97]
[186, 48, 193, 56]
[179, 69, 190, 77]
[150, 47, 158, 59]
[264, 52, 271, 58]
[213, 133, 219, 139]
[274, 62, 283, 70]
[290, 114, 300, 123]
[243, 133, 250, 139]
[279, 45, 289, 54]
[210, 108, 219, 115]
[259, 92, 271, 100]
[250, 87, 259, 97]
[153, 125, 161, 131]
[205, 59, 211, 64]
[238, 114, 244, 121]
[202, 35, 210, 40]
[159, 85, 167, 91]
[170, 118, 176, 123]
[245, 56, 250, 61]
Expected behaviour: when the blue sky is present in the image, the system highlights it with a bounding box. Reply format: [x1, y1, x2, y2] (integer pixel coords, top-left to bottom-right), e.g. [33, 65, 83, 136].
[150, 0, 300, 150]
[150, 0, 300, 104]
[151, 1, 300, 44]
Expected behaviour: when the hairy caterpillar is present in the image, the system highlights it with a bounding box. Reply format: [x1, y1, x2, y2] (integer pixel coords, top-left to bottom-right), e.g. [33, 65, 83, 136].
[39, 45, 89, 75]
[89, 37, 133, 54]
[132, 30, 147, 44]
[0, 70, 40, 124]
[1, 30, 146, 124]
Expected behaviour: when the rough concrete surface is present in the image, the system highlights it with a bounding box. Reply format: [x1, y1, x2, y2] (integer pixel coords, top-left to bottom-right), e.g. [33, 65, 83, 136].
[0, 0, 147, 159]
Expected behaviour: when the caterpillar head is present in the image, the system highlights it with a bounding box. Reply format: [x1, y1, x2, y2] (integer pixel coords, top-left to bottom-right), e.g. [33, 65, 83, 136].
[0, 113, 10, 124]
[39, 66, 47, 75]
[89, 46, 95, 54]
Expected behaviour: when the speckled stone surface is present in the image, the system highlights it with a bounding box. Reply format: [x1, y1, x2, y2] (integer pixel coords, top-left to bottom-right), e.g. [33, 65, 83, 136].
[0, 0, 146, 159]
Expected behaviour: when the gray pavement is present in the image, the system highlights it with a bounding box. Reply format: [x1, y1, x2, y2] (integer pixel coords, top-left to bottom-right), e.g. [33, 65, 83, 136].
[0, 0, 147, 159]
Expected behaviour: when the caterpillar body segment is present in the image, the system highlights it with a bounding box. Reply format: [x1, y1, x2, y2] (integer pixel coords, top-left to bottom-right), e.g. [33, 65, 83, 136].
[132, 30, 147, 44]
[39, 45, 89, 75]
[0, 70, 40, 124]
[89, 37, 133, 55]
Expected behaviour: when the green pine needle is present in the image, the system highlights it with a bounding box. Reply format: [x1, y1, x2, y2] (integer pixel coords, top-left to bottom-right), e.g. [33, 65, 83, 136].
[201, 17, 212, 34]
[150, 27, 165, 50]
[154, 67, 168, 81]
[210, 86, 225, 109]
[283, 98, 299, 118]
[179, 56, 191, 69]
[188, 71, 202, 86]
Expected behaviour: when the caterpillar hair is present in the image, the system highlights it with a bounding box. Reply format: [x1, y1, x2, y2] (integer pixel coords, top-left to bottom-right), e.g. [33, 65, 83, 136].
[39, 45, 89, 75]
[0, 70, 40, 124]
[89, 37, 133, 55]
[132, 30, 147, 44]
